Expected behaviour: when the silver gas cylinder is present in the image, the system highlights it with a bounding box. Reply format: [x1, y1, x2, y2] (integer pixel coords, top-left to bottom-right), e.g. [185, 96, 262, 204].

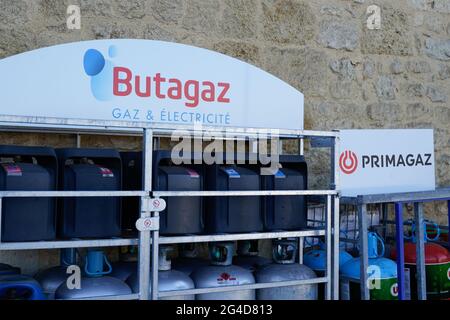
[35, 248, 78, 299]
[54, 249, 131, 300]
[172, 243, 209, 276]
[127, 245, 195, 300]
[255, 239, 318, 300]
[191, 241, 255, 300]
[233, 240, 271, 272]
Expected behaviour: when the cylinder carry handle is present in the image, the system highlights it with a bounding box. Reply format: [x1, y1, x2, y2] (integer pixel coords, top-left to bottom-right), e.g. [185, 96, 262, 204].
[365, 231, 385, 258]
[84, 250, 112, 277]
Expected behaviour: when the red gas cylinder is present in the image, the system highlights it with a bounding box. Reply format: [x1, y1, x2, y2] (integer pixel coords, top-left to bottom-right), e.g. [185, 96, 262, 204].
[391, 242, 450, 300]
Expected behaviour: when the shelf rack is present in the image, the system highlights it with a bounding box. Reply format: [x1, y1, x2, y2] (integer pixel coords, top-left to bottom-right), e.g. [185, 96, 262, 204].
[0, 116, 340, 300]
[340, 188, 450, 300]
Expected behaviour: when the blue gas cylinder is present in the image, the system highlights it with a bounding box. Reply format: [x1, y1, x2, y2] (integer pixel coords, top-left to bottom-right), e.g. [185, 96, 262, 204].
[303, 241, 353, 272]
[0, 274, 46, 300]
[340, 232, 398, 300]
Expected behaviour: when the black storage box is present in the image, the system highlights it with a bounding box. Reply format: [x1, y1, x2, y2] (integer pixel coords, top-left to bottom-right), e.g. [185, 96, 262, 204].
[153, 150, 203, 235]
[205, 154, 263, 234]
[261, 155, 308, 231]
[56, 148, 122, 238]
[0, 145, 57, 242]
[120, 151, 142, 233]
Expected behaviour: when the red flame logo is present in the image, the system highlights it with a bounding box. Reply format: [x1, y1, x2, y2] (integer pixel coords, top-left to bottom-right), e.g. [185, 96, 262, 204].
[339, 150, 358, 174]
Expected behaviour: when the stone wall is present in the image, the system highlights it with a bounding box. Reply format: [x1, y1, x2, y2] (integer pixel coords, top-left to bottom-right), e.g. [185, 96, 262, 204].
[0, 0, 449, 272]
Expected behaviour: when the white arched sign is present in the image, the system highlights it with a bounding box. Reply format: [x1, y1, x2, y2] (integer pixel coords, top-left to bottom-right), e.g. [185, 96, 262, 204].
[0, 39, 303, 131]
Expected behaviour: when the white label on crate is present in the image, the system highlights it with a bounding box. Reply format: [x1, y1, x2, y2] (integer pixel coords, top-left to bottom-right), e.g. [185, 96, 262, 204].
[0, 39, 304, 131]
[338, 129, 435, 196]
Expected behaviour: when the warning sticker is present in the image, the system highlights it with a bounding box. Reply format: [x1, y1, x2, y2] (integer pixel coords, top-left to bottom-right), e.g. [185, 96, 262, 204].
[98, 166, 114, 178]
[186, 168, 200, 178]
[1, 164, 22, 176]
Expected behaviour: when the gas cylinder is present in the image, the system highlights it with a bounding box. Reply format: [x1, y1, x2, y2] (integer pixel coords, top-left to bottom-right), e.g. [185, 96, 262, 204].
[54, 249, 131, 300]
[172, 243, 209, 276]
[341, 232, 398, 300]
[191, 241, 255, 300]
[233, 240, 271, 272]
[303, 239, 353, 299]
[127, 245, 195, 300]
[110, 246, 137, 282]
[255, 239, 318, 300]
[0, 274, 46, 300]
[391, 220, 450, 300]
[35, 248, 78, 299]
[0, 263, 20, 276]
[303, 240, 353, 273]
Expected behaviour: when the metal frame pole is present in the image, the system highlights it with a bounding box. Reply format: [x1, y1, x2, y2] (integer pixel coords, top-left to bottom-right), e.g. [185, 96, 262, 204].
[325, 195, 332, 300]
[358, 203, 370, 300]
[333, 196, 340, 300]
[138, 128, 153, 300]
[330, 134, 340, 300]
[414, 202, 427, 300]
[0, 197, 2, 244]
[394, 202, 406, 300]
[448, 200, 450, 250]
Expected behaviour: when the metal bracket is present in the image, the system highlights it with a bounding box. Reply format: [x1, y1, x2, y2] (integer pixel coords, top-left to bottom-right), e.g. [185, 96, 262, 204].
[141, 197, 167, 213]
[135, 217, 160, 232]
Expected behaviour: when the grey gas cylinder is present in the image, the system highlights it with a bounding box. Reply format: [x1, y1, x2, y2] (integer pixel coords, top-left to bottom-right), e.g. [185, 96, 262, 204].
[191, 241, 255, 300]
[54, 249, 131, 300]
[35, 248, 78, 299]
[126, 245, 195, 300]
[255, 239, 318, 300]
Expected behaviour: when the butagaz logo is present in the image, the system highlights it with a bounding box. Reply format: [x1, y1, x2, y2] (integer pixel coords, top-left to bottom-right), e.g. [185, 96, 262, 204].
[83, 47, 231, 107]
[339, 150, 433, 174]
[390, 283, 399, 297]
[339, 150, 358, 174]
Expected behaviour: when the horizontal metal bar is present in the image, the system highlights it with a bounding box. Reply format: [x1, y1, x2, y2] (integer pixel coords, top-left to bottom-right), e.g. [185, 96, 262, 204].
[153, 190, 338, 197]
[159, 229, 326, 244]
[0, 238, 138, 250]
[158, 277, 329, 298]
[342, 188, 450, 205]
[0, 191, 147, 197]
[61, 294, 140, 301]
[0, 115, 338, 138]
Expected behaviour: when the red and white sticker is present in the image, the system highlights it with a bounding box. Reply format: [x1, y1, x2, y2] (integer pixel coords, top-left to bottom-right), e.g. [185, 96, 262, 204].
[217, 272, 236, 283]
[2, 164, 22, 176]
[186, 168, 199, 178]
[98, 166, 114, 178]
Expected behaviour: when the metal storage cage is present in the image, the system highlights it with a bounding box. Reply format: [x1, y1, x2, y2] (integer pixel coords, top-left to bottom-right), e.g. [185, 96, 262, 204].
[337, 190, 450, 300]
[0, 116, 341, 300]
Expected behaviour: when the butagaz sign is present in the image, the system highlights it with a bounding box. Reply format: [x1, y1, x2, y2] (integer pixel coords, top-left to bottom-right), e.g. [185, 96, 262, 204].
[338, 129, 436, 197]
[0, 39, 304, 131]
